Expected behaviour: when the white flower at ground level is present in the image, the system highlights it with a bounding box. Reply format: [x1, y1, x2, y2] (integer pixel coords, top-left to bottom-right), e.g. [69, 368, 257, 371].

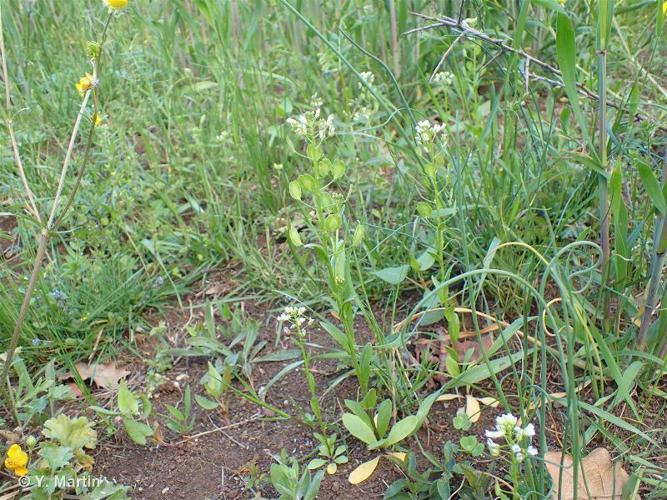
[485, 429, 505, 439]
[487, 438, 501, 457]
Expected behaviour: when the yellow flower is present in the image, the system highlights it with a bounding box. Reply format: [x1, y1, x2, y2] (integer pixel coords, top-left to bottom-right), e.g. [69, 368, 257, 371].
[663, 0, 667, 16]
[4, 444, 28, 477]
[104, 0, 128, 9]
[76, 73, 95, 96]
[94, 113, 103, 126]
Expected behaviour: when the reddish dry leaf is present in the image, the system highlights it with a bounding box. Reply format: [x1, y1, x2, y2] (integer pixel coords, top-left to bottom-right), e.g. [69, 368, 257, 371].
[73, 362, 130, 389]
[545, 448, 638, 499]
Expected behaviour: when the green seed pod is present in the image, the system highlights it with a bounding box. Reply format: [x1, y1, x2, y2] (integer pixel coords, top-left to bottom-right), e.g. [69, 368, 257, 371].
[324, 214, 342, 232]
[288, 180, 302, 200]
[352, 224, 365, 247]
[416, 202, 432, 218]
[298, 174, 317, 192]
[332, 160, 346, 179]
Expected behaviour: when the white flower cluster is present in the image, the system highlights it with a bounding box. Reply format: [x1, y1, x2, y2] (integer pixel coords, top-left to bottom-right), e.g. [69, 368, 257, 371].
[432, 71, 453, 86]
[485, 413, 538, 462]
[277, 306, 314, 336]
[286, 106, 335, 141]
[358, 71, 375, 90]
[415, 119, 445, 150]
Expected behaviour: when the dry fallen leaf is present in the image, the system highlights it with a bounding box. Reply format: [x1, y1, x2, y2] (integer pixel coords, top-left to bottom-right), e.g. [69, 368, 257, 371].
[477, 396, 500, 407]
[73, 362, 130, 389]
[545, 448, 638, 499]
[465, 395, 481, 423]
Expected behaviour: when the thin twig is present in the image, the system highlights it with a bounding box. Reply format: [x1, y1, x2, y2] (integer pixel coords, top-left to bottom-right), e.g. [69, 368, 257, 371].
[406, 11, 666, 132]
[429, 33, 463, 82]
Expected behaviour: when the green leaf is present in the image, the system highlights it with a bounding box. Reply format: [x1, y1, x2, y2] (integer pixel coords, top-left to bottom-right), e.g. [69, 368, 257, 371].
[288, 224, 303, 247]
[122, 417, 153, 445]
[375, 399, 392, 438]
[384, 415, 419, 447]
[371, 265, 409, 285]
[342, 413, 377, 445]
[531, 0, 566, 14]
[460, 435, 479, 453]
[117, 381, 139, 416]
[637, 161, 667, 214]
[205, 362, 224, 398]
[195, 394, 219, 410]
[577, 401, 657, 445]
[556, 13, 589, 139]
[43, 415, 98, 450]
[38, 445, 74, 470]
[416, 250, 435, 271]
[307, 458, 327, 470]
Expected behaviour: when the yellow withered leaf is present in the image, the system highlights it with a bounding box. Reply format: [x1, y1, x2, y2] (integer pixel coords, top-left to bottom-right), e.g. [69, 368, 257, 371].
[387, 452, 407, 462]
[466, 395, 481, 423]
[477, 397, 499, 407]
[436, 393, 460, 402]
[348, 456, 381, 485]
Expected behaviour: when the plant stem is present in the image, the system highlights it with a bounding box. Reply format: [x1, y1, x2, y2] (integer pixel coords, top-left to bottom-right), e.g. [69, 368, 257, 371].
[639, 158, 667, 346]
[0, 12, 114, 423]
[598, 47, 611, 326]
[0, 3, 41, 223]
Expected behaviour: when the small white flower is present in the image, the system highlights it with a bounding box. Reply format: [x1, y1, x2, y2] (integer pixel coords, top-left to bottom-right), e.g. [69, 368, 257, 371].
[317, 114, 335, 140]
[527, 446, 538, 456]
[432, 71, 453, 86]
[358, 71, 375, 90]
[286, 115, 309, 137]
[414, 119, 445, 149]
[277, 313, 290, 322]
[485, 429, 505, 439]
[515, 423, 536, 439]
[487, 438, 501, 457]
[496, 413, 518, 433]
[511, 443, 524, 462]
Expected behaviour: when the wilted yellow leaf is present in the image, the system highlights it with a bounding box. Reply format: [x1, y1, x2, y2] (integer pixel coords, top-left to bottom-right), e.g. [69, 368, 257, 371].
[436, 393, 460, 402]
[348, 456, 381, 484]
[466, 395, 481, 423]
[477, 397, 499, 407]
[387, 452, 407, 462]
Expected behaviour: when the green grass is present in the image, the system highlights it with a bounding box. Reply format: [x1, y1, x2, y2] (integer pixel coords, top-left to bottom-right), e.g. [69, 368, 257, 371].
[1, 0, 666, 497]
